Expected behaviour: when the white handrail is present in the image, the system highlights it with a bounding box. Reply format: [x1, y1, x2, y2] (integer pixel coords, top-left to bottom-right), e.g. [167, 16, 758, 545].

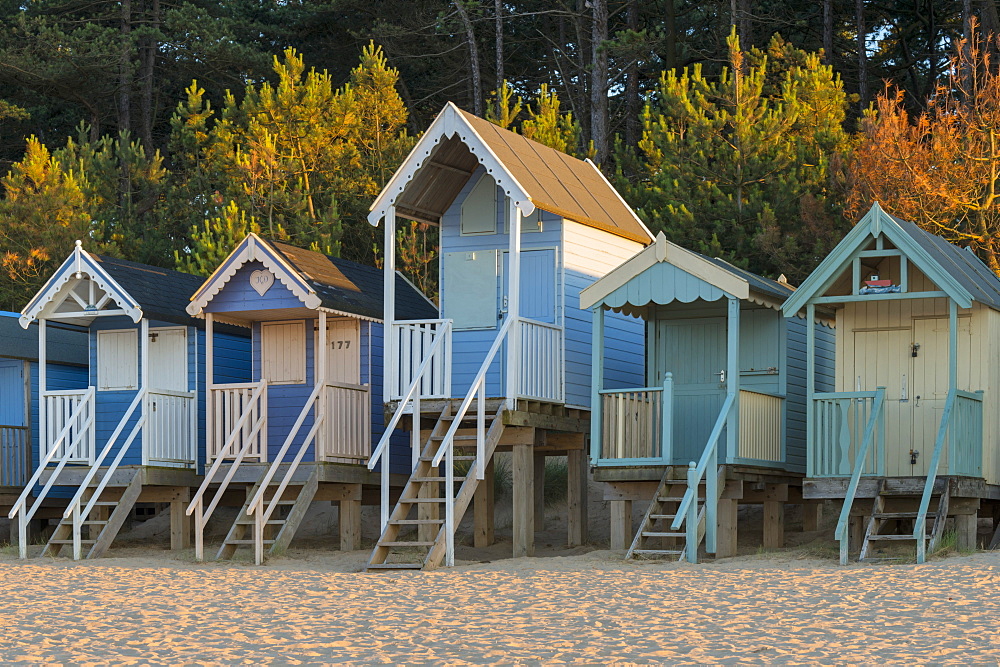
[370, 320, 453, 530]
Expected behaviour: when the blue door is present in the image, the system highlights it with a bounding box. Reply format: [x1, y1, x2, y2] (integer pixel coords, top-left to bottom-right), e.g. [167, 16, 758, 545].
[0, 360, 25, 427]
[653, 318, 727, 464]
[500, 250, 557, 398]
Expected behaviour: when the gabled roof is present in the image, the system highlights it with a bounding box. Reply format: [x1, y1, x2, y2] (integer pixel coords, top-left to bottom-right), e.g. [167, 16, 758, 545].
[368, 102, 654, 245]
[187, 234, 437, 323]
[581, 232, 795, 312]
[782, 203, 1000, 316]
[0, 312, 87, 365]
[92, 255, 209, 325]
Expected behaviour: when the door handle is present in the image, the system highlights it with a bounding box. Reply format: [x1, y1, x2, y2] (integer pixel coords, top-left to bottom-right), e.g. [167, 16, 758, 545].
[716, 370, 726, 384]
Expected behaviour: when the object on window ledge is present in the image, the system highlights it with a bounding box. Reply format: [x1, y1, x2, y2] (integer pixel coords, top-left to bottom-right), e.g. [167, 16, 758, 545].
[859, 274, 900, 294]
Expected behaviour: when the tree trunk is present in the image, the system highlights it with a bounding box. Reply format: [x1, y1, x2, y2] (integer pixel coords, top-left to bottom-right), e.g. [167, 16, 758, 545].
[590, 0, 609, 164]
[625, 0, 640, 148]
[856, 0, 868, 110]
[823, 0, 833, 64]
[495, 0, 503, 91]
[664, 0, 677, 71]
[119, 0, 132, 135]
[454, 0, 483, 116]
[738, 0, 753, 48]
[981, 0, 1000, 39]
[139, 0, 159, 150]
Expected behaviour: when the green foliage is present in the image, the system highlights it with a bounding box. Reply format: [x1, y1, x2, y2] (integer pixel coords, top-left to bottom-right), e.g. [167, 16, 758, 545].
[486, 81, 589, 159]
[175, 201, 263, 277]
[615, 31, 853, 282]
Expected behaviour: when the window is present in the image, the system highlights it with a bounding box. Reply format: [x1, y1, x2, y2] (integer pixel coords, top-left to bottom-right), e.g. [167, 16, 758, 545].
[261, 321, 307, 384]
[97, 330, 138, 390]
[461, 174, 497, 235]
[442, 250, 499, 329]
[503, 200, 542, 233]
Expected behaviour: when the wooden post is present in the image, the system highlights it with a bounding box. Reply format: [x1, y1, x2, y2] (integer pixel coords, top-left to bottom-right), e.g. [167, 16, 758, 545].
[590, 307, 605, 463]
[849, 514, 864, 549]
[567, 448, 588, 546]
[505, 199, 522, 409]
[803, 502, 823, 532]
[512, 443, 534, 557]
[806, 303, 815, 477]
[949, 299, 958, 393]
[956, 511, 978, 551]
[38, 318, 46, 457]
[170, 487, 192, 550]
[140, 318, 149, 465]
[383, 205, 396, 404]
[762, 483, 786, 549]
[418, 481, 440, 542]
[610, 500, 632, 550]
[533, 453, 545, 530]
[317, 311, 327, 459]
[205, 313, 213, 459]
[716, 498, 738, 558]
[339, 485, 362, 551]
[474, 458, 495, 548]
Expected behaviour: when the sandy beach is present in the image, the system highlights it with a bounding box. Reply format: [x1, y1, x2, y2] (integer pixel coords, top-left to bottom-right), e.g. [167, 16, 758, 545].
[0, 546, 998, 664]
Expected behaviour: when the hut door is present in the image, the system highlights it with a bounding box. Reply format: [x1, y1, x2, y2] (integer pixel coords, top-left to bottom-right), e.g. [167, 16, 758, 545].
[852, 329, 912, 476]
[146, 327, 192, 467]
[317, 319, 366, 461]
[0, 360, 25, 428]
[320, 319, 361, 384]
[910, 318, 973, 476]
[0, 360, 27, 485]
[500, 249, 559, 400]
[655, 317, 727, 464]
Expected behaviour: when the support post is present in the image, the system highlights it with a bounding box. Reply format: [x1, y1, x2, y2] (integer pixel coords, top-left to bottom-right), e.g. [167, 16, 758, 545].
[317, 311, 327, 459]
[610, 500, 632, 550]
[803, 502, 823, 532]
[726, 297, 740, 462]
[534, 453, 545, 530]
[806, 303, 816, 477]
[474, 457, 495, 548]
[716, 498, 738, 558]
[590, 307, 605, 463]
[512, 443, 534, 557]
[170, 487, 192, 550]
[383, 206, 396, 404]
[205, 313, 213, 457]
[956, 511, 978, 551]
[567, 448, 588, 546]
[38, 318, 46, 458]
[140, 318, 149, 465]
[339, 488, 362, 551]
[763, 483, 786, 549]
[418, 481, 440, 542]
[949, 299, 958, 393]
[505, 200, 522, 409]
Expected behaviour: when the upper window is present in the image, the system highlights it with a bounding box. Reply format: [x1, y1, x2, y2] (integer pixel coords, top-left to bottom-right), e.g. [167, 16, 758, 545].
[97, 330, 138, 390]
[261, 321, 307, 385]
[461, 174, 497, 235]
[504, 201, 542, 234]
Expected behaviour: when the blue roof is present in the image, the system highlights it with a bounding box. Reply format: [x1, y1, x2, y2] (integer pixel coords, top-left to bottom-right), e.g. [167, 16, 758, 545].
[0, 313, 87, 365]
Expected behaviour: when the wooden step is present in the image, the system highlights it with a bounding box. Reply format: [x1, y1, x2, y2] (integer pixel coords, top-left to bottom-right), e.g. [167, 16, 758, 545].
[657, 496, 686, 503]
[404, 497, 447, 503]
[81, 520, 109, 526]
[649, 514, 677, 520]
[642, 531, 685, 538]
[367, 563, 423, 570]
[412, 477, 468, 483]
[866, 534, 920, 542]
[420, 455, 476, 462]
[874, 512, 935, 520]
[429, 435, 478, 442]
[234, 519, 286, 526]
[392, 519, 445, 525]
[380, 541, 435, 547]
[48, 539, 97, 545]
[632, 549, 684, 556]
[226, 539, 276, 545]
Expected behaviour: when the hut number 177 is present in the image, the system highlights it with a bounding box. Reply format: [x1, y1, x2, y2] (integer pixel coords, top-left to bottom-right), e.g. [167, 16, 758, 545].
[331, 340, 351, 349]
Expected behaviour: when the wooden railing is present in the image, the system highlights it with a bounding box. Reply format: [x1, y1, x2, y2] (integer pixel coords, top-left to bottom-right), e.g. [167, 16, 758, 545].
[810, 391, 886, 478]
[209, 382, 268, 463]
[827, 388, 886, 564]
[914, 388, 983, 563]
[146, 389, 196, 466]
[594, 376, 673, 466]
[391, 320, 452, 401]
[44, 389, 96, 464]
[738, 390, 783, 463]
[320, 381, 370, 462]
[0, 425, 29, 487]
[516, 318, 564, 403]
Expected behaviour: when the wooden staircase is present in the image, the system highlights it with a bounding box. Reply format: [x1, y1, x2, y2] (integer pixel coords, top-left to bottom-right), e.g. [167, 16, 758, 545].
[626, 465, 726, 561]
[858, 478, 951, 562]
[216, 467, 319, 561]
[367, 404, 505, 571]
[42, 469, 143, 559]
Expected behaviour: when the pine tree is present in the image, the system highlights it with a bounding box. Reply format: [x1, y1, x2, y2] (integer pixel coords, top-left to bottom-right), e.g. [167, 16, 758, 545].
[175, 201, 262, 276]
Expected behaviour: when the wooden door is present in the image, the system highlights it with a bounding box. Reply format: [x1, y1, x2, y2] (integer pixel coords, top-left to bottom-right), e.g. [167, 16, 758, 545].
[147, 327, 193, 467]
[321, 319, 361, 384]
[853, 329, 911, 476]
[148, 328, 187, 391]
[317, 318, 368, 461]
[654, 317, 727, 464]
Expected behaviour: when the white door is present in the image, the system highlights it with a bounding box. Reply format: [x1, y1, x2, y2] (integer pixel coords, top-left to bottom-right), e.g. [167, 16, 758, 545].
[147, 328, 193, 467]
[321, 319, 361, 384]
[317, 319, 368, 461]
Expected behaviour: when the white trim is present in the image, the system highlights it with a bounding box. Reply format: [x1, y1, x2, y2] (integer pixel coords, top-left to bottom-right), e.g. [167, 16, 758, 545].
[317, 307, 380, 324]
[186, 233, 321, 317]
[368, 103, 535, 227]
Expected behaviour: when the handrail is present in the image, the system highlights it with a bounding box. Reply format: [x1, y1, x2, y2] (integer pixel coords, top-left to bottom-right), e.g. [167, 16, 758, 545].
[671, 392, 736, 531]
[370, 319, 453, 530]
[833, 387, 886, 564]
[520, 317, 561, 331]
[429, 314, 516, 567]
[598, 385, 664, 395]
[913, 387, 957, 564]
[147, 387, 196, 399]
[187, 380, 268, 516]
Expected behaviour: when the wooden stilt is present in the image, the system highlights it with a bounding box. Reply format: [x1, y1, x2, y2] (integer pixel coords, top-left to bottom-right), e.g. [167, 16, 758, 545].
[566, 448, 588, 546]
[716, 498, 738, 558]
[849, 514, 864, 550]
[956, 512, 978, 551]
[418, 480, 440, 542]
[610, 500, 632, 550]
[533, 453, 545, 531]
[513, 443, 534, 557]
[474, 458, 495, 548]
[803, 502, 823, 532]
[339, 488, 362, 551]
[170, 487, 192, 550]
[763, 502, 784, 549]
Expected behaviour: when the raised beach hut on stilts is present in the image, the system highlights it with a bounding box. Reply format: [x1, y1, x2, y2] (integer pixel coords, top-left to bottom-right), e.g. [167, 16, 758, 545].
[581, 233, 835, 561]
[784, 203, 1000, 563]
[366, 102, 653, 570]
[9, 242, 251, 559]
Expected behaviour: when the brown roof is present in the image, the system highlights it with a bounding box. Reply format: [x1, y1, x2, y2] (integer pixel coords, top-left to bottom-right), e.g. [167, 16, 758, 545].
[382, 104, 651, 246]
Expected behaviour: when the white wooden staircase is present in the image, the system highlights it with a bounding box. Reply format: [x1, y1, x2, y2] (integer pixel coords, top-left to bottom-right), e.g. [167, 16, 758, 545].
[42, 469, 144, 560]
[367, 404, 505, 570]
[857, 478, 951, 562]
[626, 465, 726, 561]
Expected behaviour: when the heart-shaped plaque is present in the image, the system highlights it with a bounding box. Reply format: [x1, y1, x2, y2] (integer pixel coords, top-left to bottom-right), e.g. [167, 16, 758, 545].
[250, 269, 275, 296]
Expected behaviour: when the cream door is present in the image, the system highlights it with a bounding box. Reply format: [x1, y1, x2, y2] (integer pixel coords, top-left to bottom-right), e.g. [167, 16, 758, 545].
[853, 329, 911, 476]
[320, 319, 361, 384]
[147, 327, 193, 467]
[316, 318, 368, 461]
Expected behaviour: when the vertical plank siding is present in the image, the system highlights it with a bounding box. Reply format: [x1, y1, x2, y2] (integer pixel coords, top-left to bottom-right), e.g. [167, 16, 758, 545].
[600, 388, 664, 461]
[517, 318, 564, 402]
[738, 390, 783, 462]
[0, 426, 29, 486]
[321, 382, 371, 462]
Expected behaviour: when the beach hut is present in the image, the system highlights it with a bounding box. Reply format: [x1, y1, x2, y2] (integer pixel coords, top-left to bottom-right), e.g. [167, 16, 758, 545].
[0, 312, 88, 529]
[580, 234, 835, 562]
[9, 243, 251, 559]
[183, 234, 437, 564]
[365, 102, 653, 570]
[783, 203, 1000, 563]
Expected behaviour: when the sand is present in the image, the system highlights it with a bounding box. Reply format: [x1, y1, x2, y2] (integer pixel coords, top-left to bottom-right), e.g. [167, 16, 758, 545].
[0, 547, 998, 664]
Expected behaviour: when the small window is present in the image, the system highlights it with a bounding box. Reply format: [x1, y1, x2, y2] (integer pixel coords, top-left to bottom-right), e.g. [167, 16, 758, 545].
[97, 330, 138, 390]
[461, 174, 497, 235]
[504, 200, 541, 233]
[261, 321, 307, 384]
